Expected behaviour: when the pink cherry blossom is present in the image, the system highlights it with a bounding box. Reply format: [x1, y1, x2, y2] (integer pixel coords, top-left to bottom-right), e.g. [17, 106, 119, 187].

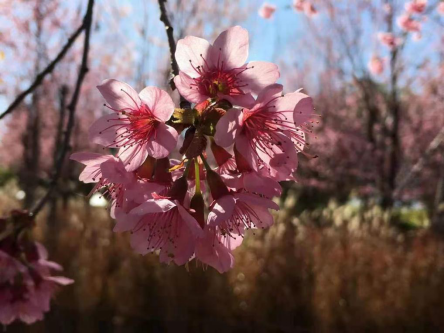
[293, 0, 305, 11]
[220, 145, 282, 198]
[405, 0, 427, 14]
[383, 3, 393, 13]
[89, 79, 178, 171]
[0, 249, 27, 284]
[368, 55, 385, 75]
[118, 195, 203, 265]
[303, 2, 318, 16]
[70, 152, 136, 217]
[207, 192, 279, 236]
[293, 0, 317, 16]
[214, 84, 313, 180]
[437, 2, 444, 14]
[258, 3, 276, 19]
[397, 14, 421, 32]
[173, 26, 280, 107]
[377, 32, 401, 49]
[0, 243, 73, 325]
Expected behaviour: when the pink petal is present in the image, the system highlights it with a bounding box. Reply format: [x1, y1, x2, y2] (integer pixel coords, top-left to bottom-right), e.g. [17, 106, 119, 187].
[113, 207, 141, 232]
[100, 158, 134, 184]
[159, 222, 196, 266]
[125, 180, 167, 204]
[118, 143, 149, 172]
[235, 134, 258, 171]
[291, 93, 313, 126]
[139, 86, 175, 122]
[195, 227, 235, 273]
[220, 92, 256, 108]
[248, 205, 275, 229]
[255, 83, 283, 106]
[38, 259, 63, 271]
[146, 123, 178, 159]
[221, 172, 244, 190]
[88, 114, 127, 148]
[174, 73, 209, 104]
[238, 61, 280, 94]
[243, 172, 282, 197]
[208, 195, 236, 226]
[235, 193, 280, 210]
[130, 225, 150, 254]
[70, 152, 111, 165]
[130, 199, 176, 215]
[46, 276, 74, 286]
[175, 36, 212, 78]
[97, 79, 141, 111]
[214, 108, 243, 147]
[177, 204, 204, 238]
[210, 26, 249, 69]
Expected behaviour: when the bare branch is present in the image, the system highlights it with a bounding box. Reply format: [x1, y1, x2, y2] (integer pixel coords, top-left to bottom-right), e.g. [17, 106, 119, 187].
[0, 15, 88, 120]
[31, 0, 95, 216]
[393, 129, 444, 198]
[157, 0, 190, 109]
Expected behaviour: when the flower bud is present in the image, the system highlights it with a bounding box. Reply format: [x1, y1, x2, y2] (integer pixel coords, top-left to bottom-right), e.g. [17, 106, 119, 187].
[136, 155, 156, 179]
[234, 145, 252, 173]
[153, 158, 173, 184]
[168, 176, 189, 203]
[211, 139, 232, 167]
[206, 169, 230, 200]
[190, 193, 205, 228]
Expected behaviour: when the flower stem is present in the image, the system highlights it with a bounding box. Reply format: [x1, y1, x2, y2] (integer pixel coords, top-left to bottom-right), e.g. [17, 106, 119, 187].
[194, 158, 201, 195]
[200, 154, 212, 171]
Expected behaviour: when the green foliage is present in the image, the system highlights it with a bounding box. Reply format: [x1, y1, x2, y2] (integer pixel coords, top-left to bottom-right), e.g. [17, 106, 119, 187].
[0, 168, 15, 187]
[392, 206, 430, 230]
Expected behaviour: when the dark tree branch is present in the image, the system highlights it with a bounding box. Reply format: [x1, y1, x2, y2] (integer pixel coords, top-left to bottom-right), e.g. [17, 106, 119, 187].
[0, 12, 92, 120]
[393, 129, 444, 198]
[157, 0, 190, 109]
[31, 0, 95, 216]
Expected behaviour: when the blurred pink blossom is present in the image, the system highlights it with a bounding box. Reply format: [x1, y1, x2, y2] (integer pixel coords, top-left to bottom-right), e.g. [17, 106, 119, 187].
[0, 243, 73, 325]
[405, 0, 427, 14]
[377, 32, 401, 49]
[293, 0, 318, 16]
[368, 55, 385, 75]
[437, 2, 444, 14]
[397, 14, 421, 32]
[258, 3, 276, 19]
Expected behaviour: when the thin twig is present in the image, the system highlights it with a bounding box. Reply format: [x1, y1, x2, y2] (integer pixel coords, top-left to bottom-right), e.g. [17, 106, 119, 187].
[393, 129, 444, 198]
[0, 18, 88, 120]
[31, 0, 95, 216]
[157, 0, 190, 109]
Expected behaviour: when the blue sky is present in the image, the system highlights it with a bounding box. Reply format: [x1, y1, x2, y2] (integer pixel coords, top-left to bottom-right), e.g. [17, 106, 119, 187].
[0, 0, 443, 121]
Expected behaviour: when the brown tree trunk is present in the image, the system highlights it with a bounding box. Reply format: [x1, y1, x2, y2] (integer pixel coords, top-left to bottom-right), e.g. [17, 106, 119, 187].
[46, 85, 69, 249]
[382, 0, 400, 209]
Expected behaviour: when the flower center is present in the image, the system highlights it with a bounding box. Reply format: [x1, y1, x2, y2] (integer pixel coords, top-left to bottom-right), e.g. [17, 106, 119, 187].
[188, 51, 252, 99]
[101, 103, 160, 155]
[241, 101, 310, 164]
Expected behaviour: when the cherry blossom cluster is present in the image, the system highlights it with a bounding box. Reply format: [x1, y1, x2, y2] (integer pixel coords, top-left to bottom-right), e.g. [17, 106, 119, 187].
[258, 1, 317, 20]
[71, 26, 314, 273]
[371, 0, 443, 76]
[0, 211, 73, 325]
